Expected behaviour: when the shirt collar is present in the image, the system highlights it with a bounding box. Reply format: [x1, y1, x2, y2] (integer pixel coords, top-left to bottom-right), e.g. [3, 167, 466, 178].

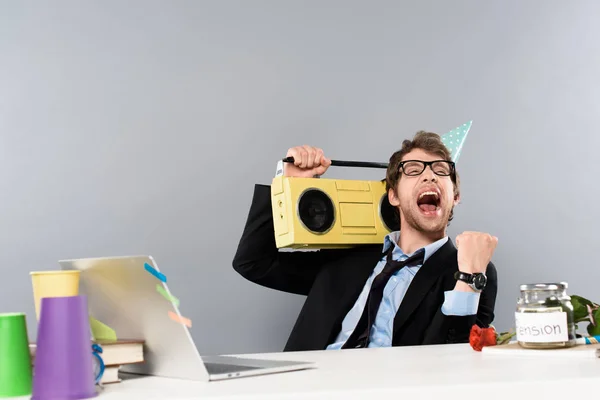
[382, 231, 448, 262]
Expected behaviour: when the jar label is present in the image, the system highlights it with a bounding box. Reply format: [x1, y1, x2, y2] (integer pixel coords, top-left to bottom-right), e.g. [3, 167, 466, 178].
[515, 311, 568, 342]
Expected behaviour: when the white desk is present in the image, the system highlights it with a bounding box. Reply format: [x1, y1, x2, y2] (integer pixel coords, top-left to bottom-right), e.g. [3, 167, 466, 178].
[104, 343, 599, 399]
[18, 343, 600, 399]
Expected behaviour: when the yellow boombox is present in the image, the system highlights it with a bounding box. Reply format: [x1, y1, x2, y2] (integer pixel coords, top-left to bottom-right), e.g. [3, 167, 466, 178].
[269, 121, 472, 248]
[271, 161, 399, 249]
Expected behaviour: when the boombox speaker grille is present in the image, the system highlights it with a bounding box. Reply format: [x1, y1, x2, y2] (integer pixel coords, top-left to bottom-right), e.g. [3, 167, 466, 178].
[298, 189, 335, 233]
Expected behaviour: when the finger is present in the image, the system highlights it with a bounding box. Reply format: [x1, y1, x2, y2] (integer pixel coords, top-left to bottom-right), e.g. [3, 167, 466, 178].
[287, 147, 303, 167]
[483, 233, 495, 243]
[286, 146, 302, 159]
[313, 165, 328, 176]
[295, 147, 307, 169]
[303, 145, 316, 168]
[289, 147, 306, 167]
[300, 147, 308, 168]
[314, 148, 323, 167]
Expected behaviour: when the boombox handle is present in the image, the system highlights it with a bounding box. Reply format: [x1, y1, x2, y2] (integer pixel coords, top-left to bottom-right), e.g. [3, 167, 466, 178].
[282, 157, 388, 169]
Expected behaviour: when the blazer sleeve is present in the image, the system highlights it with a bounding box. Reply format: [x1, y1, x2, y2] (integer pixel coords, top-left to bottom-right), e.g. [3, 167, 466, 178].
[424, 261, 498, 344]
[232, 183, 328, 296]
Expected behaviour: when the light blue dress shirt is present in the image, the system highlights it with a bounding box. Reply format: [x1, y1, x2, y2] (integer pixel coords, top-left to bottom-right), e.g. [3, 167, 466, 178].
[326, 231, 480, 349]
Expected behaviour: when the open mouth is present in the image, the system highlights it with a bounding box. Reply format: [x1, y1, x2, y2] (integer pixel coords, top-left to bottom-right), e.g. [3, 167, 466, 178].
[417, 190, 440, 215]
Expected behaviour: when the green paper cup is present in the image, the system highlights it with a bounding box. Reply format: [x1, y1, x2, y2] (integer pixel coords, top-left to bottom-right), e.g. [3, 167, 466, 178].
[0, 313, 33, 397]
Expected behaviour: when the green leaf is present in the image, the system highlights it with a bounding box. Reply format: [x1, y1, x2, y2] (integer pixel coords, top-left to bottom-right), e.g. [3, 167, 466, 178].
[572, 295, 595, 322]
[587, 308, 600, 336]
[587, 322, 600, 336]
[496, 331, 516, 345]
[571, 294, 598, 308]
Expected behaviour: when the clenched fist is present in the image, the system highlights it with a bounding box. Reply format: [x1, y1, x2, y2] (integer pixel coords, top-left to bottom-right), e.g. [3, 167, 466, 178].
[456, 231, 498, 274]
[283, 145, 332, 178]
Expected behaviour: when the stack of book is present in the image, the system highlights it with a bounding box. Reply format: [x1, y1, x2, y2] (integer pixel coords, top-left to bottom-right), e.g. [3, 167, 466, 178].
[93, 339, 145, 383]
[30, 339, 145, 384]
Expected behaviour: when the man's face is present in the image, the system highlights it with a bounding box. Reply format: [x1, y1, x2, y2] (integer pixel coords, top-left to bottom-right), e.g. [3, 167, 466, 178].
[388, 148, 459, 234]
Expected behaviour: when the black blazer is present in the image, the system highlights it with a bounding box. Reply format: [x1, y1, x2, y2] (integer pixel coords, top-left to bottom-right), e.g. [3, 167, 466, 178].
[232, 184, 498, 352]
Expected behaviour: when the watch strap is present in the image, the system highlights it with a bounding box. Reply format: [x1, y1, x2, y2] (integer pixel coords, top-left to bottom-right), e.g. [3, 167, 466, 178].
[454, 271, 473, 284]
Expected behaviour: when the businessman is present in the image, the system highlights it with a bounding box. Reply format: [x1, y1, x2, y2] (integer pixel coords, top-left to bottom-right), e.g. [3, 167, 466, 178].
[232, 131, 498, 351]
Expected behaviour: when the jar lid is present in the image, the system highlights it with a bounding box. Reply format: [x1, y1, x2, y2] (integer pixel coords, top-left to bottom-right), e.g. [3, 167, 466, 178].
[519, 282, 568, 291]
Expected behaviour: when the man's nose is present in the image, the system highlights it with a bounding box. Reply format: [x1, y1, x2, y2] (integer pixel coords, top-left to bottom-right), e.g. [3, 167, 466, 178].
[421, 165, 437, 181]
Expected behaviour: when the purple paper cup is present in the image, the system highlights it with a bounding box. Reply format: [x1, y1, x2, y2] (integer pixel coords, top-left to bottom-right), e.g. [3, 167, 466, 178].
[32, 296, 97, 400]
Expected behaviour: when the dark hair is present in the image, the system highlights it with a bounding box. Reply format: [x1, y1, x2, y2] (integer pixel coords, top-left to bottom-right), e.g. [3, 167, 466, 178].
[385, 130, 460, 224]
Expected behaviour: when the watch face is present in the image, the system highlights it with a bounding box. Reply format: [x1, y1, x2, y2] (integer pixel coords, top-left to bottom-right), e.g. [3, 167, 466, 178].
[473, 273, 487, 289]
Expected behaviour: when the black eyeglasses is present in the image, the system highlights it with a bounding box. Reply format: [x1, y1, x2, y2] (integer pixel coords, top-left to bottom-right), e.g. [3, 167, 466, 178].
[399, 160, 455, 176]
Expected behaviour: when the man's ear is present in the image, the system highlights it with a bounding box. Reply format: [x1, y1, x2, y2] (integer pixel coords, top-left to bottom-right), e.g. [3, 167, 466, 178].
[453, 192, 461, 207]
[388, 188, 400, 207]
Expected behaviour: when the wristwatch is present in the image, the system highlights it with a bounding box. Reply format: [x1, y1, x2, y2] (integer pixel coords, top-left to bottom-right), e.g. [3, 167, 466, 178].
[454, 271, 487, 292]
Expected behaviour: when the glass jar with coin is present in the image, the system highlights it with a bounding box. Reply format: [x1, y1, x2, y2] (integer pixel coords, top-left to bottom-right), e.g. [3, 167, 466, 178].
[515, 282, 576, 349]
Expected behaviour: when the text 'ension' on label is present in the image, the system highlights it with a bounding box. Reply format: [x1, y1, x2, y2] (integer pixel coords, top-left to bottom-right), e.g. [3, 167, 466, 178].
[514, 311, 569, 342]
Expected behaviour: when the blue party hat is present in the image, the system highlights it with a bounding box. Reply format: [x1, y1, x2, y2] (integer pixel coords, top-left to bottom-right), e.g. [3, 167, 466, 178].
[441, 120, 472, 163]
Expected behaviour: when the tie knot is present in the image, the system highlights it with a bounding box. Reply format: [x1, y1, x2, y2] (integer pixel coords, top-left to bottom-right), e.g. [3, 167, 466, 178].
[386, 247, 425, 268]
[369, 248, 425, 291]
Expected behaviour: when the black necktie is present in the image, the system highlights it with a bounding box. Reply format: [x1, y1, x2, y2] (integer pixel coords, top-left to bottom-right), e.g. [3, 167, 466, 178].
[341, 247, 425, 349]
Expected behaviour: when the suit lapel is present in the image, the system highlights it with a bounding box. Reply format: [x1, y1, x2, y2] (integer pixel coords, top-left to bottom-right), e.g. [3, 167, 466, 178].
[392, 239, 457, 337]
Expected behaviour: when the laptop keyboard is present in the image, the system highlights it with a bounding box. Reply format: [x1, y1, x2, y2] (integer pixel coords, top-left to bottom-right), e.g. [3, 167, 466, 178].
[204, 362, 262, 375]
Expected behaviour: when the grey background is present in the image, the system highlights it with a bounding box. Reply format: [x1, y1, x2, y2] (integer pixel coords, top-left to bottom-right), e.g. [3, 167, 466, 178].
[1, 0, 599, 355]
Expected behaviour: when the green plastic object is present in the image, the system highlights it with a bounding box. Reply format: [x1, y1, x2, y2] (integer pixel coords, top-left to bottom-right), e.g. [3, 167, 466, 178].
[0, 313, 33, 397]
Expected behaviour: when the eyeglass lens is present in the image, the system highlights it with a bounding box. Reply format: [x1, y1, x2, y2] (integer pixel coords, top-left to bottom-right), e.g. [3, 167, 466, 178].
[401, 161, 452, 176]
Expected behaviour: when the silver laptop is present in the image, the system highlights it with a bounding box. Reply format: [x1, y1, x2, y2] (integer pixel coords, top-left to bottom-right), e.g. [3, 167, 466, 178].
[58, 255, 316, 381]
